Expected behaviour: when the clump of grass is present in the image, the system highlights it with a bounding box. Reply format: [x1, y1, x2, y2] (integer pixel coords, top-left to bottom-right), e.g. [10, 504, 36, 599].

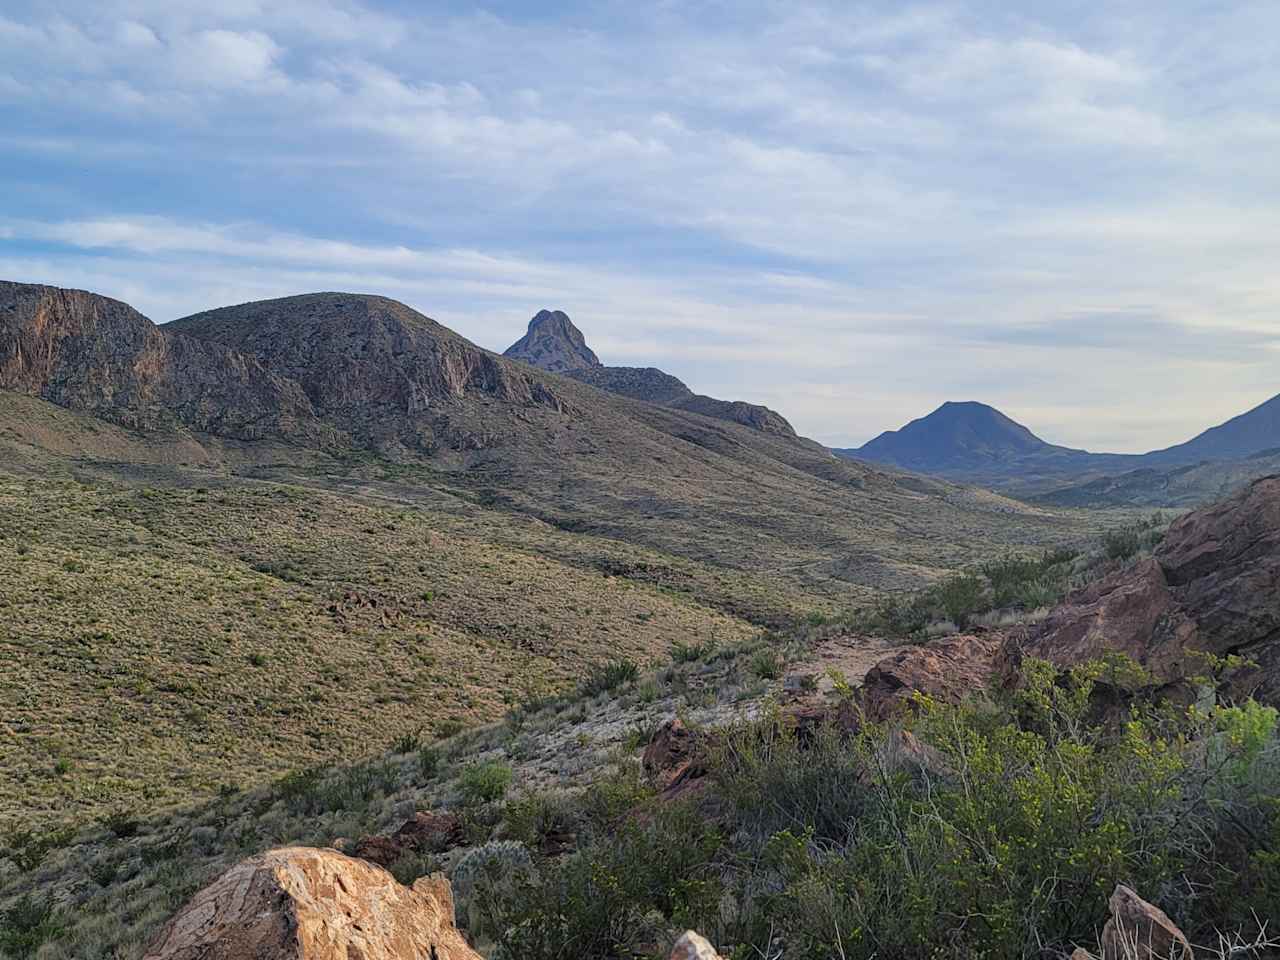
[580, 658, 640, 696]
[671, 639, 717, 664]
[749, 648, 783, 680]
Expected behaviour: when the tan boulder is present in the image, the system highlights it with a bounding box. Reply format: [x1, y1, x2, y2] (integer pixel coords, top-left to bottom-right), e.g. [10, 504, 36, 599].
[142, 846, 480, 960]
[1099, 884, 1192, 960]
[670, 930, 726, 960]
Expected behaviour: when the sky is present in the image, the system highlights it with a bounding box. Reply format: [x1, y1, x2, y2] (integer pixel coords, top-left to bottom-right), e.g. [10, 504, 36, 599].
[1, 1, 1278, 452]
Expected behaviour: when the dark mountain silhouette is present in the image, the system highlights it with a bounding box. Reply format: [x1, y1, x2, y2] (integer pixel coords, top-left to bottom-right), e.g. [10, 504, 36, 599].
[503, 308, 795, 436]
[842, 393, 1280, 505]
[1143, 392, 1280, 464]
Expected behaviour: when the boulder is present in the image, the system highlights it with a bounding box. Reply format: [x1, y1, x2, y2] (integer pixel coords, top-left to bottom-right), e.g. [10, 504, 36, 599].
[142, 846, 480, 960]
[1029, 476, 1280, 702]
[1098, 884, 1192, 960]
[670, 930, 726, 960]
[643, 718, 709, 800]
[860, 632, 1015, 720]
[353, 810, 463, 867]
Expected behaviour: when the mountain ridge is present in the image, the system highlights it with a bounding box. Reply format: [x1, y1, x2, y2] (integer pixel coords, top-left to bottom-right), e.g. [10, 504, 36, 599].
[503, 307, 797, 436]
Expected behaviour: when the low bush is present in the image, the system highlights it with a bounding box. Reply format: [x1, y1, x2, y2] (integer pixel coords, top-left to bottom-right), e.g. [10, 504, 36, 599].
[458, 761, 513, 805]
[465, 657, 1280, 960]
[0, 896, 65, 959]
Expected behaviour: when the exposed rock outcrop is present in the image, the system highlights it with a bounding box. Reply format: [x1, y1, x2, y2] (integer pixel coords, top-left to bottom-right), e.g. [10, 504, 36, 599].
[1028, 476, 1280, 702]
[353, 811, 462, 867]
[504, 308, 600, 372]
[142, 846, 480, 960]
[1098, 885, 1193, 960]
[860, 631, 1015, 720]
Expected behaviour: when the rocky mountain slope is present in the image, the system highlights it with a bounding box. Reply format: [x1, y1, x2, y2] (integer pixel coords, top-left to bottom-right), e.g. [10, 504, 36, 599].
[503, 308, 796, 436]
[3, 282, 1099, 601]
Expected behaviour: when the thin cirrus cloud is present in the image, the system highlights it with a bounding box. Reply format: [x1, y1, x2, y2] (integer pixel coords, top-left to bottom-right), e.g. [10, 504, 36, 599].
[0, 0, 1278, 453]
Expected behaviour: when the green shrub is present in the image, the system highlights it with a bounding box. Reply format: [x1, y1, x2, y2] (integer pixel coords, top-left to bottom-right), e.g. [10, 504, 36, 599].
[580, 658, 640, 696]
[937, 572, 986, 627]
[458, 761, 513, 805]
[468, 658, 1280, 960]
[0, 896, 65, 959]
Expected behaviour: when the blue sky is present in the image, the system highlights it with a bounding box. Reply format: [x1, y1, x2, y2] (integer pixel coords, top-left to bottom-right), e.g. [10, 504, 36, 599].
[2, 1, 1278, 451]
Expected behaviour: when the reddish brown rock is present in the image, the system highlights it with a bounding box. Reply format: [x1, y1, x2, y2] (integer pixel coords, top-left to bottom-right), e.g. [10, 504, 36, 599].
[643, 718, 710, 801]
[1024, 558, 1199, 684]
[1029, 476, 1280, 702]
[1098, 884, 1193, 960]
[142, 846, 480, 960]
[860, 632, 1015, 720]
[353, 810, 462, 867]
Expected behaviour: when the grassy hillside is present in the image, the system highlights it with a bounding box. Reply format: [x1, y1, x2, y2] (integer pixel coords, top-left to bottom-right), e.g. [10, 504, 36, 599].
[0, 389, 1122, 833]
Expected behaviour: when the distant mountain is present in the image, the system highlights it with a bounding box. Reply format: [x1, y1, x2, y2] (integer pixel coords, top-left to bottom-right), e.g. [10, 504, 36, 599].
[841, 394, 1280, 507]
[503, 309, 600, 373]
[838, 401, 1133, 485]
[1144, 392, 1280, 464]
[503, 308, 796, 436]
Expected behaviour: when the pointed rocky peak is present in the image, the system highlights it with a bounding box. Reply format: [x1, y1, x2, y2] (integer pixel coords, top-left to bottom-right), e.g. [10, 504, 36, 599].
[504, 308, 601, 373]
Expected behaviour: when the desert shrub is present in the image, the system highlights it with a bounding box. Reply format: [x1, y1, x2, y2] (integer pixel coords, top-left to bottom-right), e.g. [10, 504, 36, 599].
[480, 804, 722, 959]
[503, 790, 576, 851]
[0, 896, 65, 959]
[418, 746, 441, 779]
[749, 648, 783, 680]
[2, 826, 75, 873]
[452, 840, 539, 942]
[391, 728, 424, 754]
[936, 572, 986, 627]
[458, 761, 513, 805]
[579, 658, 640, 696]
[470, 658, 1280, 960]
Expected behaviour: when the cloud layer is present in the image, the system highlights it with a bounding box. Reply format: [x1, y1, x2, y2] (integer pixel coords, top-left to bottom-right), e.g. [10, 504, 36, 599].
[1, 1, 1278, 451]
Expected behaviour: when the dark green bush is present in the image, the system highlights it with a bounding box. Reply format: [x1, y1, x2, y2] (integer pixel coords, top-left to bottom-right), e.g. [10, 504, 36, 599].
[0, 896, 65, 959]
[458, 761, 513, 805]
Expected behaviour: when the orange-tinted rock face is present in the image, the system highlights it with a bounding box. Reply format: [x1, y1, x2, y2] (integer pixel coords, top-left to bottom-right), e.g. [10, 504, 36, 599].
[860, 631, 1015, 720]
[142, 847, 481, 960]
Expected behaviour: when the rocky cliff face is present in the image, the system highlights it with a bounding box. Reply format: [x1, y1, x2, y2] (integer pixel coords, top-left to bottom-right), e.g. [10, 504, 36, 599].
[171, 293, 574, 456]
[503, 308, 600, 372]
[0, 281, 323, 442]
[855, 475, 1280, 711]
[0, 283, 586, 457]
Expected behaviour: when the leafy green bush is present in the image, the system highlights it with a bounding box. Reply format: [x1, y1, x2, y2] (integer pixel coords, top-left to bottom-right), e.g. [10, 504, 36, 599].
[458, 761, 513, 805]
[936, 572, 986, 627]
